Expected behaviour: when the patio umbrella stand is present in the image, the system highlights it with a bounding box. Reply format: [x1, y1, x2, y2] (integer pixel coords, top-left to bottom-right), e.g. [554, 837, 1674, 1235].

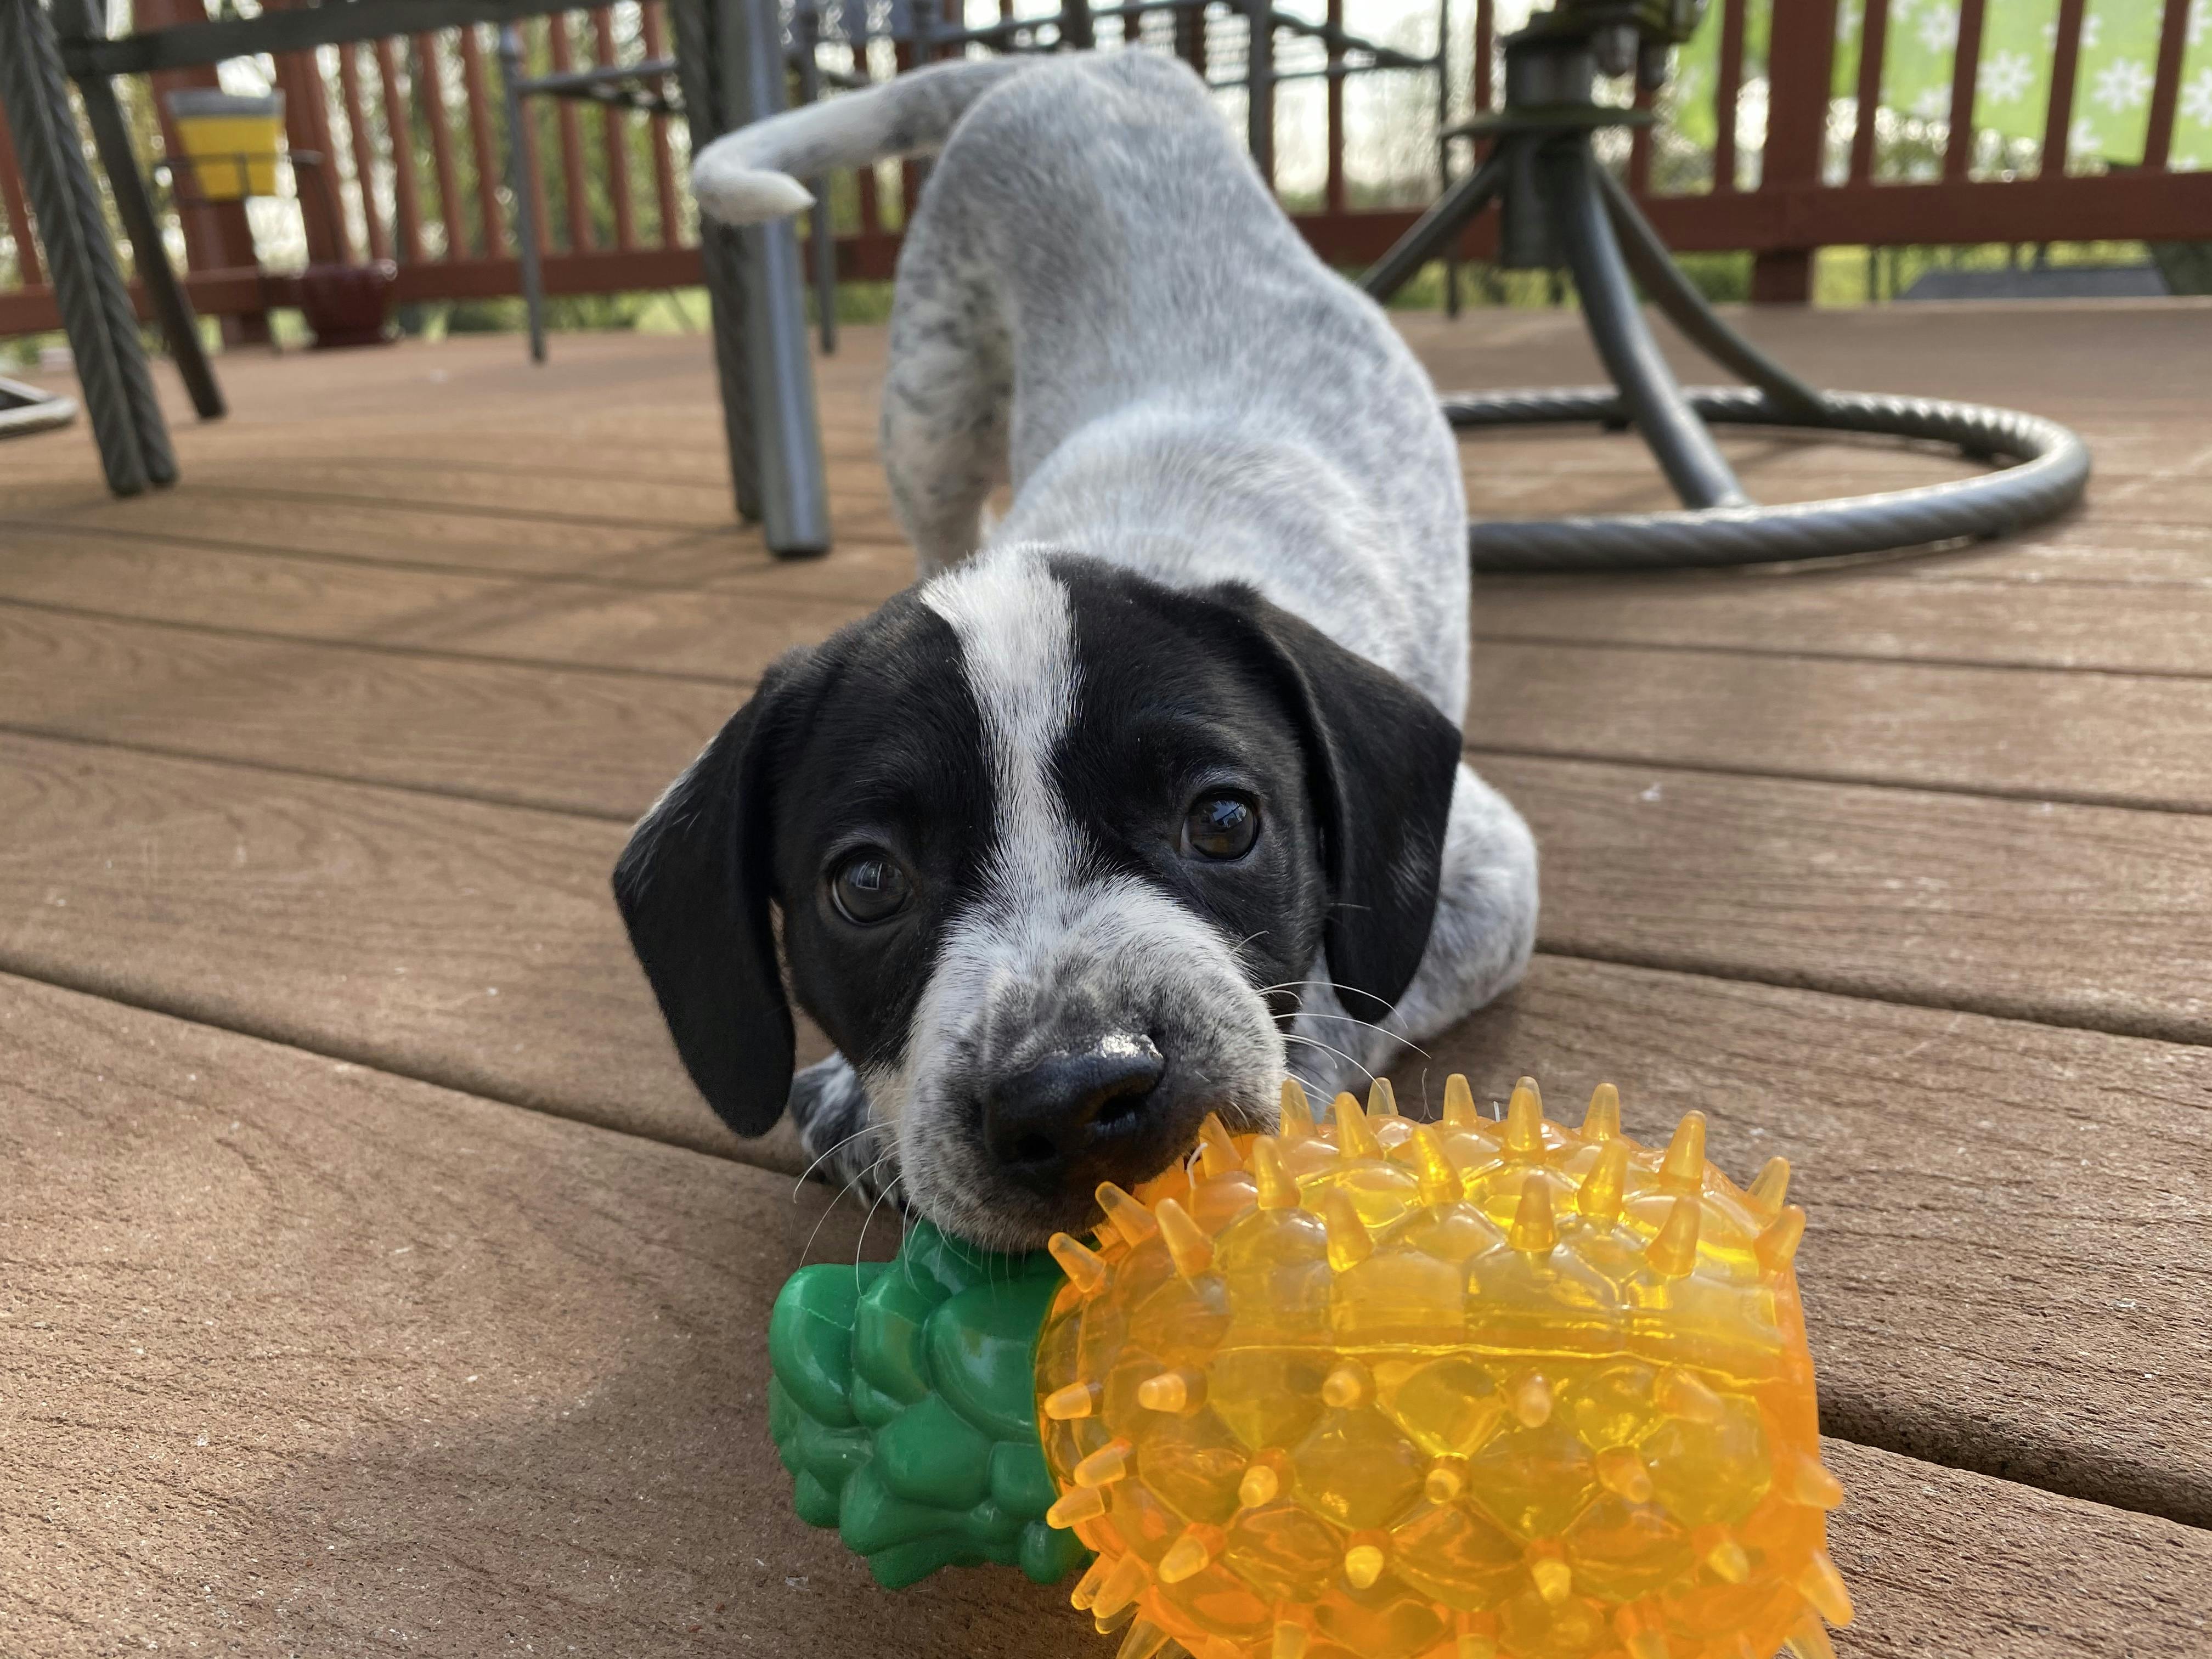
[1365, 0, 2092, 572]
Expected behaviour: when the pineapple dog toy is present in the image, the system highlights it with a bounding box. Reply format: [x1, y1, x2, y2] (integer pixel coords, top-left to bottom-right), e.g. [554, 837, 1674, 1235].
[768, 1076, 1852, 1659]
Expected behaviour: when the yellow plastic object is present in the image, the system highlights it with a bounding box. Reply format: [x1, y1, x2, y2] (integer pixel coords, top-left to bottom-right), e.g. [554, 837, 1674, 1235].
[167, 92, 285, 201]
[1034, 1076, 1849, 1659]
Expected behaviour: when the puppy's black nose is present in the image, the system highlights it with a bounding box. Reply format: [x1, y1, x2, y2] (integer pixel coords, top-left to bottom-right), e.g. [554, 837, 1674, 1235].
[984, 1036, 1168, 1191]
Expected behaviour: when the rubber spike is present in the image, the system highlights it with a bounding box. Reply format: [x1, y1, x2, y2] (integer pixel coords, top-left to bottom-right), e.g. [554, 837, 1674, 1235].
[1508, 1173, 1557, 1254]
[1321, 1359, 1374, 1409]
[1094, 1605, 1135, 1637]
[1278, 1077, 1317, 1142]
[1410, 1124, 1460, 1206]
[1046, 1484, 1109, 1529]
[1251, 1136, 1300, 1210]
[1797, 1550, 1855, 1627]
[1048, 1232, 1110, 1295]
[1613, 1604, 1666, 1659]
[1782, 1452, 1846, 1510]
[1367, 1077, 1400, 1119]
[1784, 1617, 1840, 1659]
[1154, 1197, 1214, 1279]
[1043, 1381, 1100, 1420]
[1238, 1462, 1281, 1509]
[1578, 1139, 1630, 1226]
[1504, 1076, 1545, 1154]
[1424, 1457, 1468, 1504]
[1089, 1553, 1151, 1622]
[1317, 1187, 1373, 1271]
[1271, 1622, 1310, 1659]
[1114, 1619, 1172, 1659]
[1704, 1534, 1751, 1584]
[1746, 1155, 1792, 1219]
[1137, 1367, 1205, 1414]
[1156, 1526, 1215, 1585]
[1655, 1368, 1725, 1424]
[1594, 1446, 1654, 1504]
[1582, 1081, 1622, 1141]
[1333, 1091, 1381, 1159]
[1757, 1205, 1808, 1272]
[1072, 1438, 1135, 1488]
[1528, 1556, 1572, 1606]
[1442, 1073, 1480, 1127]
[1096, 1182, 1159, 1248]
[1645, 1194, 1702, 1277]
[1508, 1370, 1553, 1428]
[1070, 1554, 1111, 1610]
[1659, 1110, 1707, 1188]
[1342, 1543, 1385, 1590]
[1197, 1112, 1243, 1177]
[1622, 1633, 1668, 1659]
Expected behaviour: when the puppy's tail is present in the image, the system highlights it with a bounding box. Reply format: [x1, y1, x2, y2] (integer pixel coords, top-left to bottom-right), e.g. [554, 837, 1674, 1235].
[691, 56, 1037, 224]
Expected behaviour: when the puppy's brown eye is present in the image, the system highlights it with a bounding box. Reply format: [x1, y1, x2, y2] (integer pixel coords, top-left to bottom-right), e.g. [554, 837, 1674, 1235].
[829, 850, 912, 926]
[1183, 793, 1259, 861]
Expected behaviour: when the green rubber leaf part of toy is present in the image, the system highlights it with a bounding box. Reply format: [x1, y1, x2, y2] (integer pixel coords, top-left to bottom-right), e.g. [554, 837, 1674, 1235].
[766, 1222, 1088, 1590]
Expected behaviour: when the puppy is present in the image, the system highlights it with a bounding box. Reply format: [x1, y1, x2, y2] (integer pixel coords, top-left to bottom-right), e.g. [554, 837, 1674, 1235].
[616, 51, 1538, 1249]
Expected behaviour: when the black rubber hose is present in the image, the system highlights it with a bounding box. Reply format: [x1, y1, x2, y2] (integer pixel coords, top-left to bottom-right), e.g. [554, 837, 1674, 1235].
[1447, 386, 2091, 572]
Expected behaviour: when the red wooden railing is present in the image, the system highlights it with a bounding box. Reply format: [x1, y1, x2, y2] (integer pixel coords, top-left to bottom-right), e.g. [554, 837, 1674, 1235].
[2, 0, 2209, 337]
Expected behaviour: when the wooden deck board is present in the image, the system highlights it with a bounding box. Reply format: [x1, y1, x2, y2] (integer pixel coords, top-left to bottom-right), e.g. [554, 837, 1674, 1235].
[7, 975, 2208, 1658]
[3, 305, 2209, 1649]
[6, 723, 2207, 1517]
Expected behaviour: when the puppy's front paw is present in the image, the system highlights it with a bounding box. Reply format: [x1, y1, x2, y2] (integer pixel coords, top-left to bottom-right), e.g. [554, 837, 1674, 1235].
[790, 1055, 899, 1204]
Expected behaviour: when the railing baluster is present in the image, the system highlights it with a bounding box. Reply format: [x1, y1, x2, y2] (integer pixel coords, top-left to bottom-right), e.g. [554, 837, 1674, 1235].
[2041, 0, 2087, 177]
[336, 42, 392, 261]
[456, 24, 506, 255]
[1324, 0, 1344, 215]
[589, 6, 635, 251]
[373, 37, 427, 262]
[414, 32, 465, 257]
[639, 0, 681, 248]
[545, 13, 595, 249]
[1472, 0, 1493, 112]
[1628, 82, 1652, 196]
[1943, 0, 1986, 182]
[1713, 0, 1746, 193]
[2140, 0, 2193, 172]
[0, 94, 48, 286]
[1849, 0, 1888, 184]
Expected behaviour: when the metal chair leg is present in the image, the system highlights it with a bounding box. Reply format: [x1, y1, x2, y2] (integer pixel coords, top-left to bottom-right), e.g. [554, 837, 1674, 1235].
[0, 0, 169, 493]
[496, 25, 548, 365]
[1594, 163, 1822, 420]
[671, 0, 764, 526]
[62, 0, 222, 421]
[1546, 141, 1745, 511]
[715, 0, 830, 556]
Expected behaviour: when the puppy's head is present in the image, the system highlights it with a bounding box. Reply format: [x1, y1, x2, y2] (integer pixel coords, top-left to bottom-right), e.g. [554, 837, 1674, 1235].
[614, 547, 1462, 1248]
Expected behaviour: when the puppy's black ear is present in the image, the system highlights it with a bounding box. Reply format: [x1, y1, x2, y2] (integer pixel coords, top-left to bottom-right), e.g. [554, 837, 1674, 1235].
[613, 653, 810, 1136]
[1214, 585, 1462, 1019]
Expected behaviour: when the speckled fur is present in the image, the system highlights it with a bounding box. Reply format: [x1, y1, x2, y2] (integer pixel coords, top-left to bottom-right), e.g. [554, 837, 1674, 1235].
[694, 53, 1538, 1205]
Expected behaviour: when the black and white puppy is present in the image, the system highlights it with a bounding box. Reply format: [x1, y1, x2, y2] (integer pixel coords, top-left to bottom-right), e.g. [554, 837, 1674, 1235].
[616, 52, 1538, 1250]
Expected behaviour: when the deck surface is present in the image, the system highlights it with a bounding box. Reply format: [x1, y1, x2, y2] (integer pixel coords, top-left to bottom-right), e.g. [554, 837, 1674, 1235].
[3, 303, 2209, 1657]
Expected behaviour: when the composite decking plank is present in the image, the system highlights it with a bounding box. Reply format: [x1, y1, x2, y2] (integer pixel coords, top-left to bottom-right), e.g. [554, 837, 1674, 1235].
[5, 973, 2208, 1658]
[0, 607, 733, 813]
[1479, 752, 2212, 1046]
[16, 572, 2212, 818]
[1469, 640, 2212, 812]
[1390, 953, 2212, 1523]
[4, 729, 2207, 1505]
[0, 534, 871, 681]
[1475, 569, 2212, 675]
[10, 612, 2212, 1043]
[16, 522, 2212, 682]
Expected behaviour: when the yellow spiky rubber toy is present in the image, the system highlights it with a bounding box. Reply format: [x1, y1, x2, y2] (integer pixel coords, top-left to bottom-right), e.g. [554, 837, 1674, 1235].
[768, 1075, 1852, 1659]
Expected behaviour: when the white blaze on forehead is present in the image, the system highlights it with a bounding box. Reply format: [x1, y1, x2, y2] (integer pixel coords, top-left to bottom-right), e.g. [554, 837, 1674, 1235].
[920, 547, 1079, 901]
